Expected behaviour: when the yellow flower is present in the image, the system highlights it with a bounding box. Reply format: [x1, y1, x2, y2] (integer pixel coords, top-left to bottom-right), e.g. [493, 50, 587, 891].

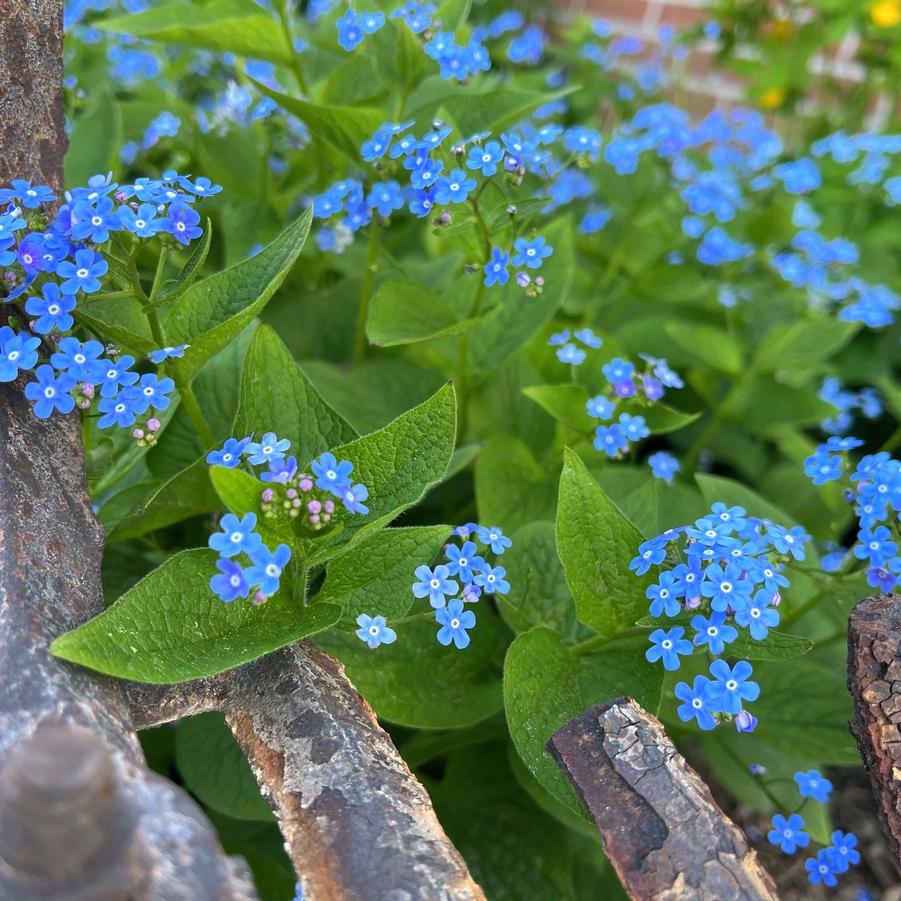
[870, 0, 901, 28]
[759, 87, 785, 110]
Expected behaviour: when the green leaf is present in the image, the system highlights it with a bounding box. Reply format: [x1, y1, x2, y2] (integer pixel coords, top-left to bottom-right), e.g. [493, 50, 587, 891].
[475, 435, 557, 532]
[366, 279, 484, 346]
[51, 549, 341, 683]
[727, 376, 837, 425]
[108, 456, 218, 541]
[618, 401, 701, 435]
[250, 80, 383, 162]
[754, 318, 858, 371]
[98, 0, 292, 64]
[315, 609, 505, 728]
[504, 628, 662, 816]
[156, 220, 213, 304]
[470, 218, 573, 373]
[556, 449, 649, 638]
[521, 384, 593, 432]
[304, 384, 457, 564]
[695, 472, 801, 527]
[316, 525, 450, 623]
[730, 630, 814, 660]
[499, 522, 586, 643]
[75, 294, 155, 355]
[65, 92, 121, 188]
[164, 208, 312, 383]
[665, 321, 743, 374]
[176, 713, 273, 821]
[233, 324, 356, 463]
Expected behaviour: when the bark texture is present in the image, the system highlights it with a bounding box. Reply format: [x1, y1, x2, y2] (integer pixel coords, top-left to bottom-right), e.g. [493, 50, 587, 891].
[128, 644, 488, 901]
[848, 593, 901, 872]
[0, 3, 253, 898]
[548, 698, 779, 901]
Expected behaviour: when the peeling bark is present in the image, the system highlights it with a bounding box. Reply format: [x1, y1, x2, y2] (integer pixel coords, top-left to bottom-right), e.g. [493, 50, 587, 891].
[548, 698, 778, 901]
[848, 593, 901, 872]
[128, 644, 488, 901]
[0, 3, 254, 897]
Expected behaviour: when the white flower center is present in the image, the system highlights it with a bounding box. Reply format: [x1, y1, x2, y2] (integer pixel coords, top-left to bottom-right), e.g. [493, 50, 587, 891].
[76, 268, 89, 278]
[430, 578, 440, 589]
[450, 618, 460, 629]
[49, 304, 59, 315]
[265, 564, 280, 578]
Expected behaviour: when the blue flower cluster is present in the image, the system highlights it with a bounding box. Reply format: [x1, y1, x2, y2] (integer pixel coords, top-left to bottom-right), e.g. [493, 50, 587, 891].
[0, 172, 218, 433]
[634, 503, 810, 732]
[764, 769, 859, 887]
[548, 335, 685, 461]
[804, 440, 901, 592]
[356, 523, 512, 651]
[819, 376, 882, 435]
[207, 436, 369, 533]
[484, 236, 553, 291]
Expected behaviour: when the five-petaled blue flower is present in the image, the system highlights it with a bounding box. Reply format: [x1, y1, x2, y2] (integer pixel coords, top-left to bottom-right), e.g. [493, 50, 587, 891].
[51, 337, 105, 383]
[210, 558, 251, 602]
[466, 141, 504, 176]
[445, 541, 484, 583]
[434, 169, 476, 205]
[675, 676, 717, 730]
[209, 513, 263, 558]
[827, 830, 860, 872]
[412, 564, 459, 608]
[691, 611, 738, 656]
[336, 10, 365, 50]
[705, 659, 760, 714]
[512, 236, 553, 269]
[647, 571, 680, 617]
[477, 525, 511, 554]
[767, 814, 809, 854]
[246, 543, 292, 597]
[475, 564, 509, 594]
[435, 598, 476, 649]
[24, 365, 75, 418]
[124, 373, 175, 414]
[356, 614, 397, 648]
[57, 248, 108, 294]
[207, 437, 249, 469]
[341, 482, 369, 515]
[97, 395, 136, 429]
[25, 283, 75, 335]
[164, 202, 202, 245]
[0, 327, 40, 382]
[645, 627, 692, 671]
[794, 769, 832, 803]
[805, 850, 838, 887]
[312, 451, 353, 495]
[248, 432, 292, 466]
[484, 248, 510, 287]
[149, 344, 189, 364]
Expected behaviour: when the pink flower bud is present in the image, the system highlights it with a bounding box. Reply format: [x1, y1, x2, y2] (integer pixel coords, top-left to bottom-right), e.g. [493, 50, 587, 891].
[308, 500, 322, 514]
[147, 418, 161, 431]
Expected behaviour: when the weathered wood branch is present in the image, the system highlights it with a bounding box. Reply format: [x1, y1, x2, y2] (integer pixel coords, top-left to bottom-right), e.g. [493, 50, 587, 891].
[848, 593, 901, 872]
[128, 644, 488, 901]
[0, 3, 254, 897]
[548, 698, 778, 901]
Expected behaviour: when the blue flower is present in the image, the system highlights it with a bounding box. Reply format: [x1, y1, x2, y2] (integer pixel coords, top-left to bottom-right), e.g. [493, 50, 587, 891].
[358, 10, 385, 34]
[390, 1, 434, 34]
[645, 627, 692, 671]
[445, 541, 484, 583]
[701, 562, 752, 613]
[434, 169, 476, 205]
[412, 564, 459, 608]
[734, 590, 780, 640]
[675, 676, 717, 730]
[769, 525, 810, 560]
[57, 248, 108, 294]
[474, 564, 509, 594]
[647, 571, 680, 617]
[602, 357, 634, 385]
[209, 512, 263, 558]
[594, 423, 629, 458]
[356, 614, 397, 648]
[767, 813, 809, 854]
[70, 196, 121, 243]
[336, 10, 365, 50]
[24, 365, 75, 418]
[827, 830, 860, 873]
[4, 180, 55, 208]
[466, 141, 505, 176]
[165, 202, 202, 245]
[246, 543, 291, 597]
[512, 236, 553, 269]
[648, 451, 680, 483]
[704, 659, 759, 714]
[435, 598, 476, 649]
[691, 611, 738, 655]
[556, 343, 586, 365]
[0, 327, 40, 382]
[618, 412, 649, 442]
[361, 128, 392, 162]
[794, 769, 832, 804]
[95, 355, 137, 399]
[51, 337, 106, 383]
[573, 328, 602, 348]
[97, 395, 137, 429]
[148, 344, 189, 363]
[586, 395, 615, 420]
[484, 248, 510, 287]
[563, 126, 601, 160]
[630, 540, 666, 575]
[367, 180, 405, 217]
[341, 482, 369, 515]
[205, 437, 248, 468]
[410, 157, 444, 190]
[476, 525, 512, 554]
[247, 432, 291, 466]
[25, 283, 75, 334]
[311, 451, 353, 495]
[774, 158, 821, 194]
[210, 558, 250, 602]
[805, 850, 838, 887]
[123, 373, 175, 414]
[735, 710, 758, 733]
[407, 187, 435, 219]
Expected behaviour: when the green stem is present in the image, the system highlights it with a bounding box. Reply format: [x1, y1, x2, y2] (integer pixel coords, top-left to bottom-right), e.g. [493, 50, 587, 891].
[781, 587, 828, 629]
[276, 0, 308, 96]
[352, 221, 381, 361]
[176, 372, 215, 448]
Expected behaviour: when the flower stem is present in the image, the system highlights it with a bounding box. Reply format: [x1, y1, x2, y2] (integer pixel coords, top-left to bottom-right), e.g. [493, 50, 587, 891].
[352, 220, 381, 361]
